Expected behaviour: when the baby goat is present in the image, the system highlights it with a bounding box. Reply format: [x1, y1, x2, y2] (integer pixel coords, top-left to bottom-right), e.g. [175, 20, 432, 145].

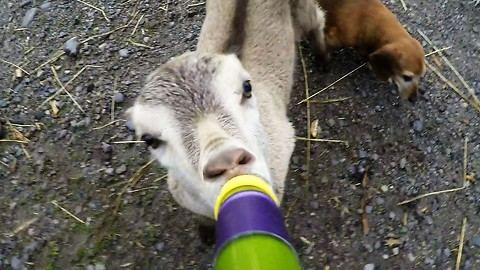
[127, 0, 325, 220]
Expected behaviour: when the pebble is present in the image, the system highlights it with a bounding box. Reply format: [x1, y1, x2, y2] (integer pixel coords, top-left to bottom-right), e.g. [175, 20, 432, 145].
[392, 247, 399, 255]
[40, 2, 52, 10]
[380, 185, 388, 193]
[413, 120, 423, 133]
[87, 265, 95, 270]
[364, 264, 375, 270]
[407, 253, 415, 262]
[114, 92, 125, 103]
[365, 205, 373, 214]
[309, 201, 319, 210]
[101, 142, 112, 153]
[358, 149, 367, 159]
[64, 37, 80, 56]
[116, 164, 127, 174]
[399, 157, 407, 169]
[327, 119, 335, 127]
[155, 242, 165, 252]
[424, 258, 434, 265]
[95, 263, 106, 270]
[424, 216, 433, 225]
[376, 197, 385, 205]
[105, 168, 115, 176]
[58, 129, 68, 139]
[21, 8, 38, 27]
[34, 111, 46, 120]
[10, 255, 23, 270]
[471, 235, 480, 247]
[389, 212, 396, 219]
[119, 49, 130, 57]
[125, 119, 135, 131]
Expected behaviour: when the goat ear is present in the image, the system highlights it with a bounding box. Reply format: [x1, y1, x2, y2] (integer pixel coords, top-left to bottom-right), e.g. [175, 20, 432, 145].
[368, 44, 398, 81]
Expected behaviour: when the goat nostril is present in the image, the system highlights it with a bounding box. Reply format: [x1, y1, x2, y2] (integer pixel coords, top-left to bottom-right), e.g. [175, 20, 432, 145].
[203, 148, 254, 180]
[238, 151, 253, 165]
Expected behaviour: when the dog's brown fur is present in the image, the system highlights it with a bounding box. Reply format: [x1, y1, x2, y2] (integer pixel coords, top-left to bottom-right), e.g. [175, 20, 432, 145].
[316, 0, 426, 101]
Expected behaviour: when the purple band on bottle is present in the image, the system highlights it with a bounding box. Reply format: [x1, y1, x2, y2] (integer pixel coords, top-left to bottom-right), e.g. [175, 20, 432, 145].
[215, 190, 290, 251]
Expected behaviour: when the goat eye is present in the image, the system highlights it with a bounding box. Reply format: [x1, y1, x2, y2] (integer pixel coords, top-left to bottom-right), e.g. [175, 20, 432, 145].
[403, 75, 413, 82]
[141, 134, 163, 149]
[242, 80, 252, 99]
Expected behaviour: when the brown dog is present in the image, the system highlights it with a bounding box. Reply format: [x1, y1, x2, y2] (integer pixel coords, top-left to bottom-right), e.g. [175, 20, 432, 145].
[316, 0, 425, 102]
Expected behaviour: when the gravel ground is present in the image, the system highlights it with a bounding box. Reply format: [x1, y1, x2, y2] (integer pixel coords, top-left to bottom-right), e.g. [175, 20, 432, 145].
[1, 0, 479, 269]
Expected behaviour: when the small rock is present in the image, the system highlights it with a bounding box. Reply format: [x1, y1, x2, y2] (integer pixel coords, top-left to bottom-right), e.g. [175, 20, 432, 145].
[95, 263, 106, 270]
[363, 263, 375, 270]
[64, 37, 80, 56]
[374, 241, 381, 249]
[424, 258, 434, 265]
[58, 129, 68, 139]
[168, 21, 175, 28]
[119, 49, 129, 57]
[116, 164, 127, 174]
[389, 211, 396, 219]
[101, 142, 112, 153]
[105, 168, 115, 176]
[327, 119, 335, 127]
[21, 8, 38, 27]
[10, 255, 23, 270]
[471, 235, 480, 247]
[407, 253, 415, 262]
[380, 185, 388, 193]
[155, 242, 165, 252]
[125, 119, 135, 131]
[376, 197, 385, 205]
[309, 201, 319, 209]
[87, 265, 95, 270]
[358, 149, 367, 159]
[424, 216, 433, 225]
[34, 111, 46, 120]
[413, 120, 423, 133]
[371, 153, 379, 160]
[114, 92, 125, 103]
[444, 248, 451, 258]
[40, 2, 52, 10]
[365, 205, 373, 214]
[399, 157, 407, 169]
[392, 247, 399, 255]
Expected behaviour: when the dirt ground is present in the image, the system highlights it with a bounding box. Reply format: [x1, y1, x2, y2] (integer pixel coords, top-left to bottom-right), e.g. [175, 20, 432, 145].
[1, 0, 479, 269]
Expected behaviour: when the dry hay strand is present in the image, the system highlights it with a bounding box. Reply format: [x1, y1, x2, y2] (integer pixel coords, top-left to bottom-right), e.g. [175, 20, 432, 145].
[296, 136, 349, 146]
[425, 61, 480, 112]
[399, 0, 408, 11]
[455, 218, 467, 270]
[50, 66, 86, 114]
[11, 217, 39, 236]
[1, 59, 30, 75]
[298, 45, 311, 188]
[76, 0, 110, 22]
[187, 2, 206, 8]
[418, 30, 480, 107]
[39, 65, 101, 109]
[398, 137, 469, 205]
[90, 160, 156, 245]
[51, 200, 86, 224]
[91, 119, 123, 131]
[309, 97, 352, 104]
[297, 63, 366, 104]
[112, 140, 143, 144]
